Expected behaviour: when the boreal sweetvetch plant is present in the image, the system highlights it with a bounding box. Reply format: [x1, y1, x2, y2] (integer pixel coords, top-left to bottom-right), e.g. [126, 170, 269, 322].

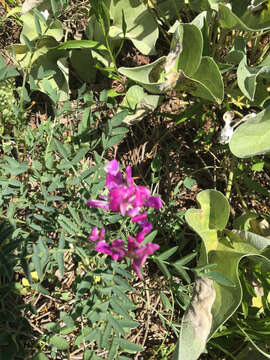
[0, 73, 165, 358]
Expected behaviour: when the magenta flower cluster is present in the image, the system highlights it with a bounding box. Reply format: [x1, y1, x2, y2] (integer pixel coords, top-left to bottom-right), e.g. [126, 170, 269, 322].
[87, 159, 162, 279]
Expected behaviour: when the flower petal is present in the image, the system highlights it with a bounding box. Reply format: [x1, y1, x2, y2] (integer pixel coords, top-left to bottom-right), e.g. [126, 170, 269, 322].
[95, 241, 112, 256]
[87, 199, 109, 210]
[145, 196, 162, 209]
[126, 166, 134, 187]
[89, 226, 99, 242]
[105, 159, 120, 176]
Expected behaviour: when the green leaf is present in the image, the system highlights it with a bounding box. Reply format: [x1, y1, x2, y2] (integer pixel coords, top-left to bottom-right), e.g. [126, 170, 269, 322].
[116, 338, 144, 353]
[83, 350, 93, 360]
[171, 22, 203, 77]
[70, 49, 96, 84]
[204, 271, 235, 287]
[57, 233, 65, 277]
[34, 12, 42, 37]
[153, 257, 171, 279]
[109, 0, 158, 55]
[103, 134, 126, 150]
[183, 177, 197, 190]
[44, 322, 61, 333]
[225, 36, 246, 65]
[185, 190, 230, 260]
[189, 0, 219, 12]
[237, 55, 270, 101]
[175, 189, 270, 360]
[108, 314, 125, 336]
[119, 85, 162, 125]
[33, 352, 49, 360]
[160, 292, 173, 311]
[20, 12, 63, 42]
[218, 3, 270, 32]
[118, 56, 167, 94]
[229, 106, 270, 158]
[32, 246, 42, 280]
[49, 335, 69, 350]
[22, 34, 35, 53]
[110, 110, 129, 127]
[157, 246, 179, 261]
[178, 56, 224, 103]
[56, 39, 107, 51]
[110, 297, 130, 319]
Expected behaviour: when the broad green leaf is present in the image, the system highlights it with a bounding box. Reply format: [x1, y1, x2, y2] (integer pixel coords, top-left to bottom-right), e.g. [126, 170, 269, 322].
[119, 55, 223, 103]
[185, 190, 230, 261]
[9, 37, 69, 101]
[225, 36, 246, 64]
[20, 11, 63, 42]
[109, 0, 158, 55]
[170, 23, 203, 77]
[237, 55, 270, 102]
[70, 49, 96, 84]
[218, 3, 270, 31]
[118, 56, 166, 94]
[119, 85, 162, 125]
[178, 56, 224, 103]
[175, 190, 270, 360]
[229, 106, 270, 157]
[189, 0, 220, 11]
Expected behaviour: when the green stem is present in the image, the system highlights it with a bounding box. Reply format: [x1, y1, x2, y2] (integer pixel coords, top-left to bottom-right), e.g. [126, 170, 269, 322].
[234, 181, 248, 210]
[226, 157, 235, 200]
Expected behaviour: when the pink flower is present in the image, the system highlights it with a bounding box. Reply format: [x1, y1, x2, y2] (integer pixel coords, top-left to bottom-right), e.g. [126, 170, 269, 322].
[105, 159, 123, 190]
[87, 199, 109, 210]
[145, 196, 162, 210]
[95, 239, 126, 261]
[135, 222, 153, 243]
[89, 227, 105, 242]
[127, 237, 160, 279]
[132, 212, 153, 243]
[87, 159, 162, 217]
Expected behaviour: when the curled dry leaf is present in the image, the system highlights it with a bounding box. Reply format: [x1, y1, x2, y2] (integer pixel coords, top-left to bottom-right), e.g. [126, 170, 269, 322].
[184, 277, 216, 345]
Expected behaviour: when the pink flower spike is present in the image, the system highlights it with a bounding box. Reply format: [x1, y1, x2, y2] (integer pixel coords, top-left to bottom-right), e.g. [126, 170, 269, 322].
[95, 241, 112, 256]
[145, 196, 162, 209]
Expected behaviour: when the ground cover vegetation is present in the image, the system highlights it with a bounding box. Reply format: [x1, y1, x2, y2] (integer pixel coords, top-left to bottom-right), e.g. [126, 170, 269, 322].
[1, 0, 270, 359]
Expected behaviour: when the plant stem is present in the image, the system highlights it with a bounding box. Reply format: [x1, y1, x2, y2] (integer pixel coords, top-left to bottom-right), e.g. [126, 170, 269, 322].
[226, 157, 235, 200]
[234, 181, 248, 210]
